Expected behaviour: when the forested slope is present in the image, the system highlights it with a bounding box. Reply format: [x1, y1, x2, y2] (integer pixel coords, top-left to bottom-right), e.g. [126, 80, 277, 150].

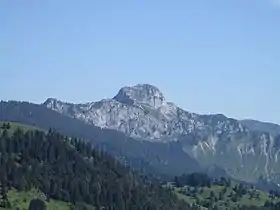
[169, 173, 280, 209]
[0, 123, 192, 210]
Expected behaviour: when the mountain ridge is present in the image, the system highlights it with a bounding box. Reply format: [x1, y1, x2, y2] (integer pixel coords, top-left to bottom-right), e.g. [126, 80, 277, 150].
[240, 119, 280, 136]
[43, 84, 248, 142]
[41, 84, 280, 185]
[0, 100, 201, 178]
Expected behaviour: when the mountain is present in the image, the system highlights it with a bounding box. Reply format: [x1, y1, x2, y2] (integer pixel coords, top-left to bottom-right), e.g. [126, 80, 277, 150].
[0, 123, 193, 210]
[42, 84, 280, 185]
[43, 84, 246, 142]
[0, 100, 200, 178]
[240, 119, 280, 136]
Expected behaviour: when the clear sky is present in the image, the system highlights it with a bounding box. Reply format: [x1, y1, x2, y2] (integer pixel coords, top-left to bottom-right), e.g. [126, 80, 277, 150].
[1, 0, 280, 124]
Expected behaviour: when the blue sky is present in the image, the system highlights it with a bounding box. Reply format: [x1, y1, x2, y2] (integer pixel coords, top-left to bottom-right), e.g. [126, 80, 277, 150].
[1, 0, 280, 123]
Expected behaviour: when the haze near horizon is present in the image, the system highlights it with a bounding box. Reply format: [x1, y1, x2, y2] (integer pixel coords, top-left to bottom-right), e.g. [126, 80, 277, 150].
[1, 0, 280, 124]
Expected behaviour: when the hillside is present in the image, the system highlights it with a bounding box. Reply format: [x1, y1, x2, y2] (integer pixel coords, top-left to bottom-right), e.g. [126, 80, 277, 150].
[167, 173, 280, 210]
[0, 122, 44, 135]
[41, 84, 280, 185]
[2, 123, 279, 210]
[0, 124, 192, 210]
[2, 188, 71, 210]
[0, 100, 200, 178]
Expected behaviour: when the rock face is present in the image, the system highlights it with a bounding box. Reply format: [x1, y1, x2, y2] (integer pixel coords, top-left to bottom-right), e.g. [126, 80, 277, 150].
[240, 119, 280, 136]
[43, 84, 280, 184]
[113, 84, 166, 108]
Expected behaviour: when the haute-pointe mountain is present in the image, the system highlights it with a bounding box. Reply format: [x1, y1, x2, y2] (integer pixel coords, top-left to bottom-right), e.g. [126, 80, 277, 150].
[41, 84, 280, 185]
[2, 84, 280, 187]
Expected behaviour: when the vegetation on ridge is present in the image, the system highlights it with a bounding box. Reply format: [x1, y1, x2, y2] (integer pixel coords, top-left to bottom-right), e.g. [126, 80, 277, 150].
[166, 173, 280, 209]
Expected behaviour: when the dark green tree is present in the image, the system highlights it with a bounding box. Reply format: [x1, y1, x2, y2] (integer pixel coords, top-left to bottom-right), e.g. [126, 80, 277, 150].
[28, 199, 46, 210]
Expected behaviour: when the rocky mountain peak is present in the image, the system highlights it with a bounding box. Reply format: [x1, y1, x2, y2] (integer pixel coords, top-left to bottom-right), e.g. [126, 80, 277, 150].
[43, 98, 59, 107]
[43, 98, 73, 114]
[113, 84, 166, 108]
[38, 84, 280, 185]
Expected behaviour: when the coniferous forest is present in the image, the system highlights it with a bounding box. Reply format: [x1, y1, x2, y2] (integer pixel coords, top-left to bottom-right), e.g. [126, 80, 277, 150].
[1, 123, 280, 209]
[0, 125, 192, 210]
